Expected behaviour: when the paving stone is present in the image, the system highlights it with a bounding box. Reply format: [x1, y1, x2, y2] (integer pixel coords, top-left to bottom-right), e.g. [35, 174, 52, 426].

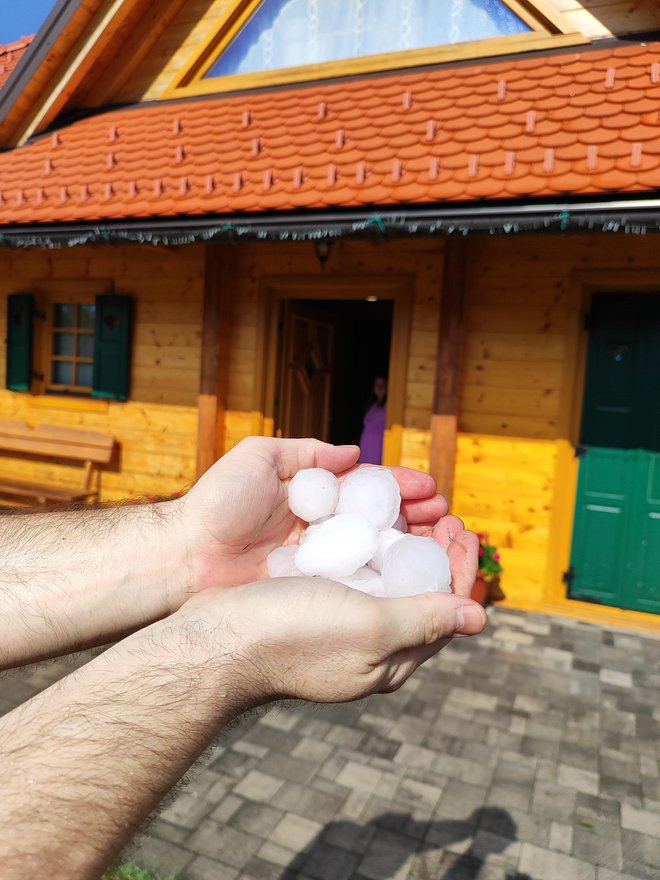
[290, 736, 335, 763]
[573, 822, 623, 870]
[299, 839, 361, 880]
[271, 781, 347, 822]
[183, 856, 240, 880]
[532, 780, 577, 823]
[233, 769, 284, 803]
[129, 834, 194, 877]
[519, 842, 597, 880]
[621, 828, 660, 874]
[269, 812, 323, 852]
[186, 821, 262, 868]
[621, 803, 660, 838]
[558, 764, 600, 795]
[550, 820, 574, 854]
[230, 801, 284, 838]
[160, 792, 213, 830]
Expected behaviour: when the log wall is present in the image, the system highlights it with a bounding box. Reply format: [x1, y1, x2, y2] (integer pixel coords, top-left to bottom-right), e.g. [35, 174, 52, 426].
[0, 244, 204, 502]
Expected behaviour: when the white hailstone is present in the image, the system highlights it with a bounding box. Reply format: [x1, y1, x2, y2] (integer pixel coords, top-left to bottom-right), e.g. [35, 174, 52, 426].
[369, 527, 407, 574]
[300, 523, 322, 544]
[295, 513, 378, 579]
[393, 513, 408, 532]
[288, 468, 339, 523]
[266, 545, 303, 578]
[381, 534, 452, 598]
[336, 467, 401, 531]
[337, 567, 386, 597]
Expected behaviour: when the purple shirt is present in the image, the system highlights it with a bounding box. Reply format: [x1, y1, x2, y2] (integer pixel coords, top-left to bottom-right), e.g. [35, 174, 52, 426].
[358, 403, 386, 465]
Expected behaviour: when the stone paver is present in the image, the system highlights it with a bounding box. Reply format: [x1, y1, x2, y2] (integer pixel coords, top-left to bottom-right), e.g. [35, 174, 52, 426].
[2, 607, 660, 879]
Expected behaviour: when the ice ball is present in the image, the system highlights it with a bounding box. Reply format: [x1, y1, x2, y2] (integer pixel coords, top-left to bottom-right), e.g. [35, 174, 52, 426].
[339, 567, 386, 598]
[288, 468, 339, 523]
[336, 467, 401, 530]
[369, 527, 407, 574]
[381, 534, 452, 597]
[295, 513, 378, 579]
[267, 545, 303, 578]
[393, 513, 407, 532]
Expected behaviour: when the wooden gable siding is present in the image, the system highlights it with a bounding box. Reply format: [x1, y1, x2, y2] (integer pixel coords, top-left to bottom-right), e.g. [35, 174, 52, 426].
[0, 244, 204, 501]
[111, 0, 660, 106]
[219, 238, 443, 466]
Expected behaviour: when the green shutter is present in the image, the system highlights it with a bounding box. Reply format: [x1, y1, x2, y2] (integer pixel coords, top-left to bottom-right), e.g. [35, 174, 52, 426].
[6, 293, 34, 392]
[91, 295, 133, 401]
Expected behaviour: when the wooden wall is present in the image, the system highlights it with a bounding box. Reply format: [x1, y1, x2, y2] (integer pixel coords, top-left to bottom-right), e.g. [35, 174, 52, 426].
[453, 232, 660, 605]
[0, 244, 204, 502]
[112, 1, 660, 105]
[218, 238, 444, 465]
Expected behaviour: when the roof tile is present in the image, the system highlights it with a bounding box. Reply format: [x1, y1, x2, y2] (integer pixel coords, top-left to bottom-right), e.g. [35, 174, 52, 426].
[2, 40, 660, 223]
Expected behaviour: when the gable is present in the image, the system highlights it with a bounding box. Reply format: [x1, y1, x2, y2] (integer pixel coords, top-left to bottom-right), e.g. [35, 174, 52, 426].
[205, 0, 531, 79]
[168, 0, 583, 97]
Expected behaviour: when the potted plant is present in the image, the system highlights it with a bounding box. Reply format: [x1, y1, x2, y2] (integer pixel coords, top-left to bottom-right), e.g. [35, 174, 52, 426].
[471, 533, 504, 607]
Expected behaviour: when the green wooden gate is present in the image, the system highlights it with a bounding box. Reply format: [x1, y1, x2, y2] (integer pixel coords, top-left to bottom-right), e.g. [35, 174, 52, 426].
[568, 294, 660, 613]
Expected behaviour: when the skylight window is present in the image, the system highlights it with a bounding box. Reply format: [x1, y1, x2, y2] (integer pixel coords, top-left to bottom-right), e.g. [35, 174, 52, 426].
[205, 0, 531, 79]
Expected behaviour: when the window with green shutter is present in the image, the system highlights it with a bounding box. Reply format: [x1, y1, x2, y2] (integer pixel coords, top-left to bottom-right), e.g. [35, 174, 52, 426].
[5, 287, 132, 401]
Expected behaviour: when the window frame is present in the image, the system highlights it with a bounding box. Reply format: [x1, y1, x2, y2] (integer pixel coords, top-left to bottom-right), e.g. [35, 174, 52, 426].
[31, 279, 113, 399]
[165, 0, 586, 99]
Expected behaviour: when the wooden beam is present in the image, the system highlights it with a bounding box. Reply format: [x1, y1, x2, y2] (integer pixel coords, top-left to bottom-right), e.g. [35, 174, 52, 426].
[430, 238, 468, 505]
[196, 243, 235, 478]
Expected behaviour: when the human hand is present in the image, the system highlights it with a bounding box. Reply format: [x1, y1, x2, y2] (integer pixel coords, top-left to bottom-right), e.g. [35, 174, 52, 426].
[179, 436, 469, 594]
[178, 576, 488, 703]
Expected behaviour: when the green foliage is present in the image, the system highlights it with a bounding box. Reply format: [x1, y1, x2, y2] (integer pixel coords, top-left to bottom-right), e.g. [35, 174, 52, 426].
[102, 865, 176, 880]
[477, 533, 503, 582]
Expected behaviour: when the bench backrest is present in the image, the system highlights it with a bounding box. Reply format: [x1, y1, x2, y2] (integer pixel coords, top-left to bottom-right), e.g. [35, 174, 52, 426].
[0, 420, 115, 464]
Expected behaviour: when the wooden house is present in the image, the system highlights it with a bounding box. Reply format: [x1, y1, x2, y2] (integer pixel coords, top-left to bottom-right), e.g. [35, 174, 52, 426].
[0, 0, 659, 631]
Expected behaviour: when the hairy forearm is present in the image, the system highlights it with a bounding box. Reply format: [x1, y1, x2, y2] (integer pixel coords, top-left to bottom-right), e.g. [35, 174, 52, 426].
[0, 500, 192, 669]
[0, 610, 251, 879]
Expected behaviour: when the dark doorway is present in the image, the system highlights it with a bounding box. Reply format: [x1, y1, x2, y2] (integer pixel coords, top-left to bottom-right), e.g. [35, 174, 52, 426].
[276, 297, 393, 448]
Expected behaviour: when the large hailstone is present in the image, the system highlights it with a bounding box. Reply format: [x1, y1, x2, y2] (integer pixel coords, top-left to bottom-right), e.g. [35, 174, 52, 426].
[336, 467, 401, 530]
[369, 527, 406, 574]
[295, 513, 378, 579]
[381, 534, 452, 597]
[288, 468, 339, 523]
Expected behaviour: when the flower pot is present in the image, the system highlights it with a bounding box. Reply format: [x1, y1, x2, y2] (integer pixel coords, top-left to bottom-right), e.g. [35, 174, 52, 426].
[472, 574, 505, 607]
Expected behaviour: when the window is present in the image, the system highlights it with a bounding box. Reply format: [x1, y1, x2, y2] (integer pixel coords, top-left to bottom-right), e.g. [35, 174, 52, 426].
[6, 286, 133, 401]
[168, 0, 583, 97]
[48, 302, 96, 394]
[205, 0, 530, 79]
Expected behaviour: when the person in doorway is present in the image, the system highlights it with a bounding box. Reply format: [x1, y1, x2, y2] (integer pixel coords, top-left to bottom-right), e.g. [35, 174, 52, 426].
[359, 375, 388, 464]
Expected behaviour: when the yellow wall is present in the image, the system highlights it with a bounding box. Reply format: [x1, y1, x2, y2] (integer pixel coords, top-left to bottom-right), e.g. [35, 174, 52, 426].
[0, 244, 204, 502]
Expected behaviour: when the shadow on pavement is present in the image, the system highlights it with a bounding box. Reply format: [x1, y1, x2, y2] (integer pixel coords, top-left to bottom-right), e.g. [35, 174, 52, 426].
[278, 806, 532, 880]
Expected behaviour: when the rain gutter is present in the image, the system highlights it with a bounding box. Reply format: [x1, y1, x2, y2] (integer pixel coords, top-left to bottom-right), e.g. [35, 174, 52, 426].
[1, 195, 660, 249]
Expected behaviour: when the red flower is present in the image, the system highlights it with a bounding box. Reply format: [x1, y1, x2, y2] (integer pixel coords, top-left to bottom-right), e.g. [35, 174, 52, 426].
[493, 553, 500, 561]
[478, 547, 484, 556]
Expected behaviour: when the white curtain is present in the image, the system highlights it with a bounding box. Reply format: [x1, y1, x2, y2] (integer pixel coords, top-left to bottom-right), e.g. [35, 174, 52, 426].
[207, 0, 530, 78]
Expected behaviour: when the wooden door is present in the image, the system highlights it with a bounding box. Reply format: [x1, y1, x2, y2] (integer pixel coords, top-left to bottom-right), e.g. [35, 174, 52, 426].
[277, 301, 335, 441]
[568, 294, 660, 613]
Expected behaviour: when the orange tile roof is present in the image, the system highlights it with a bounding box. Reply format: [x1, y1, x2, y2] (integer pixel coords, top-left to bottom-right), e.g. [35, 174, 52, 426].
[0, 36, 33, 92]
[1, 41, 660, 225]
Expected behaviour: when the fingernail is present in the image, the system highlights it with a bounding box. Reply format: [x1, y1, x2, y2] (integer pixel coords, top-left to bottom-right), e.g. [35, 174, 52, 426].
[455, 604, 487, 634]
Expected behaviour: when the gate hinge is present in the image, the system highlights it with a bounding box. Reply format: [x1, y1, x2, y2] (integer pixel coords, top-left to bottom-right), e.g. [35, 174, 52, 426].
[574, 444, 588, 458]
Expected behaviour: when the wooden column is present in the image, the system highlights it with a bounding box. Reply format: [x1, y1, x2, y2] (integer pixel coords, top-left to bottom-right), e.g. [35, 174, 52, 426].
[430, 238, 468, 505]
[196, 243, 236, 478]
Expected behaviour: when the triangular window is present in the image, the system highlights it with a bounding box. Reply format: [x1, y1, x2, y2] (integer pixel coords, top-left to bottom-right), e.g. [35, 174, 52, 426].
[170, 0, 582, 96]
[206, 0, 530, 79]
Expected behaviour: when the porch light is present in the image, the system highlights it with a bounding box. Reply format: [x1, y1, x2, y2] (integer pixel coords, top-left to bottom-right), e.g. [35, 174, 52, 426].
[314, 240, 333, 268]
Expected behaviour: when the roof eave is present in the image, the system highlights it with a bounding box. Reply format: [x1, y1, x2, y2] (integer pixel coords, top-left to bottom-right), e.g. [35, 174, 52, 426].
[2, 194, 660, 248]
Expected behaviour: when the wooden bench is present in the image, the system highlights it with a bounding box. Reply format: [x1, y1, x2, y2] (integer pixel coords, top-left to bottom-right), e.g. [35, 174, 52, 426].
[0, 420, 115, 505]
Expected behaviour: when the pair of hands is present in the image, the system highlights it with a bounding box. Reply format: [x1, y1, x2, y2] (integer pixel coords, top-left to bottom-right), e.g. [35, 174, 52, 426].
[168, 437, 487, 706]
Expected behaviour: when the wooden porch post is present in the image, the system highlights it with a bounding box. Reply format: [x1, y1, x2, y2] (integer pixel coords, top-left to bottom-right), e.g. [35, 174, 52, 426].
[196, 243, 235, 477]
[430, 238, 468, 505]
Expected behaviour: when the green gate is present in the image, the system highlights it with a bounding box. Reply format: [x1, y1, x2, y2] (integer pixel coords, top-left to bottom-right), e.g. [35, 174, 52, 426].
[568, 294, 660, 613]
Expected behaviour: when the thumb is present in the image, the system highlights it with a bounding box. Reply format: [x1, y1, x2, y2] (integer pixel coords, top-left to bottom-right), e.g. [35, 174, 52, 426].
[380, 592, 487, 653]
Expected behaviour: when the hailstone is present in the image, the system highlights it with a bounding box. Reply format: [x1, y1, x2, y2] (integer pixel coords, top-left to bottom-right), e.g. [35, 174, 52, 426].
[288, 468, 339, 522]
[336, 467, 401, 530]
[369, 527, 407, 574]
[381, 534, 452, 597]
[295, 513, 378, 579]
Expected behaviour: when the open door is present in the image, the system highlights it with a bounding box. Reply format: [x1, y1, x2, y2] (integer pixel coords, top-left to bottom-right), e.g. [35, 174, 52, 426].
[568, 294, 660, 613]
[276, 301, 335, 441]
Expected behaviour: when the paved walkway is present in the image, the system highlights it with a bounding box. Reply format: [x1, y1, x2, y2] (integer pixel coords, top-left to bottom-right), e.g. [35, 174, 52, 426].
[2, 607, 660, 880]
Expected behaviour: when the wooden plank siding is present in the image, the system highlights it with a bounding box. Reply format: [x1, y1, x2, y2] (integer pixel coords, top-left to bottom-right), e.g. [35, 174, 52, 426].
[0, 244, 204, 501]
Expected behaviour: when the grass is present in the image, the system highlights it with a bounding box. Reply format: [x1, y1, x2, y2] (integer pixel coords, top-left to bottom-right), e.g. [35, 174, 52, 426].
[102, 866, 176, 880]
